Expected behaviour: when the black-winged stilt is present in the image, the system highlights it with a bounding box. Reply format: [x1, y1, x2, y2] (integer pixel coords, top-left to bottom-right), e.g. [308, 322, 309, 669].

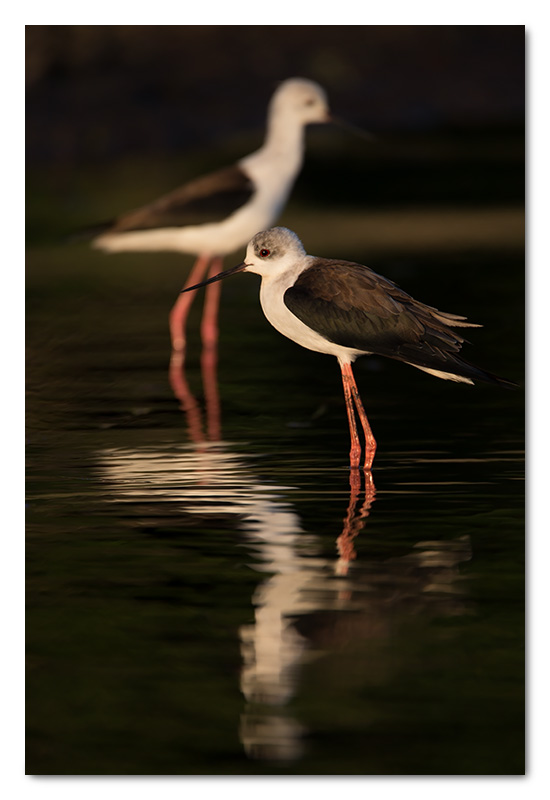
[91, 79, 332, 356]
[180, 227, 515, 471]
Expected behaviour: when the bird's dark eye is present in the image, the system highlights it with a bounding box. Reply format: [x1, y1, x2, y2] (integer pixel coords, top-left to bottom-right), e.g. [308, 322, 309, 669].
[305, 98, 315, 106]
[260, 248, 270, 258]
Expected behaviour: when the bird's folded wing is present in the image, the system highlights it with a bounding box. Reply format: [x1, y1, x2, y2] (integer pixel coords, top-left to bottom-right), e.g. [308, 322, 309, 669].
[283, 259, 472, 368]
[108, 165, 255, 232]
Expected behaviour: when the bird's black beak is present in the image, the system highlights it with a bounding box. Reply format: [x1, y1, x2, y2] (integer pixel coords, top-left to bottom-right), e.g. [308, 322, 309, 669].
[330, 115, 376, 142]
[180, 262, 249, 294]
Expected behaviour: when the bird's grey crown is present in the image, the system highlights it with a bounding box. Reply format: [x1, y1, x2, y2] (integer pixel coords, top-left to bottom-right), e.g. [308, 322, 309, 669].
[273, 77, 328, 104]
[251, 227, 305, 260]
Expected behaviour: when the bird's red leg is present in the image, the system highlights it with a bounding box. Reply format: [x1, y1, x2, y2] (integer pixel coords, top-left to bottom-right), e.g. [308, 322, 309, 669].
[341, 362, 377, 471]
[201, 256, 223, 441]
[169, 253, 212, 357]
[340, 361, 362, 469]
[200, 256, 223, 353]
[168, 254, 211, 441]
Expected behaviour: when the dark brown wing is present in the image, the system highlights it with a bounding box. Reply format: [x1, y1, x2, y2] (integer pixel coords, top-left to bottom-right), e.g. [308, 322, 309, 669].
[284, 259, 512, 386]
[108, 164, 255, 232]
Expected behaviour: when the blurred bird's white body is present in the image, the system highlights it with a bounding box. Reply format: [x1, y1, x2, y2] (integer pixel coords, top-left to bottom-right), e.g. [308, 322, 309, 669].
[93, 78, 330, 257]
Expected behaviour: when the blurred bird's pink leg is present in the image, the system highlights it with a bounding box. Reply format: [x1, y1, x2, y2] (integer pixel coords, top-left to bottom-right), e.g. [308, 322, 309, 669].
[201, 256, 223, 441]
[340, 361, 362, 469]
[168, 254, 212, 442]
[169, 253, 211, 356]
[200, 256, 223, 352]
[343, 362, 377, 471]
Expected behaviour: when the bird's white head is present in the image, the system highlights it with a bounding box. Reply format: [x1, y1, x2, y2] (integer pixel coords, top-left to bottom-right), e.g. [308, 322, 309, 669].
[243, 227, 307, 278]
[179, 228, 308, 295]
[268, 78, 330, 127]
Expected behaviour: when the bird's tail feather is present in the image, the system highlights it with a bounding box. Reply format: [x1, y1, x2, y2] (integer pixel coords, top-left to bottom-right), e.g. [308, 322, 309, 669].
[430, 310, 482, 329]
[406, 356, 517, 389]
[65, 221, 114, 244]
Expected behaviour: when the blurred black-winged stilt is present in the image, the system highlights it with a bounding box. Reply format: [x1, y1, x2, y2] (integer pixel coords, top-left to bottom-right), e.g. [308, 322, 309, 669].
[179, 227, 516, 470]
[91, 79, 332, 356]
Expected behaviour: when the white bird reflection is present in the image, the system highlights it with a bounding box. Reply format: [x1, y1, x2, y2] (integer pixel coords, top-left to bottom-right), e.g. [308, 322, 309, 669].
[96, 443, 471, 762]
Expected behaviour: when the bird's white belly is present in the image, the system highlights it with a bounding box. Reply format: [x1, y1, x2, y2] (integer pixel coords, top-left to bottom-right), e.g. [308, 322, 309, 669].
[94, 200, 277, 257]
[259, 276, 365, 364]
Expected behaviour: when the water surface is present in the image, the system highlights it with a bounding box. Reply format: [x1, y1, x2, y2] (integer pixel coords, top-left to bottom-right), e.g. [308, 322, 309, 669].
[26, 164, 524, 774]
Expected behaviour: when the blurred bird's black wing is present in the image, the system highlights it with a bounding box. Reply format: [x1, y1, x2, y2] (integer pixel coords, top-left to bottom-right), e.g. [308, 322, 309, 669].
[94, 165, 255, 235]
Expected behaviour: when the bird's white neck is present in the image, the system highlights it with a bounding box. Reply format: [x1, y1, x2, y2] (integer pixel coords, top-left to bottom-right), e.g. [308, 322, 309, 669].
[240, 111, 306, 184]
[265, 107, 307, 159]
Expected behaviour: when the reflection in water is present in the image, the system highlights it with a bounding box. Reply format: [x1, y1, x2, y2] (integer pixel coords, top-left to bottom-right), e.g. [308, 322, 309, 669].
[169, 343, 221, 444]
[238, 470, 376, 761]
[96, 444, 472, 762]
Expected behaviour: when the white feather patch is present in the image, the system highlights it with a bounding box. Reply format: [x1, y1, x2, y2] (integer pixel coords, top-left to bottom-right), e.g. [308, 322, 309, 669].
[411, 364, 474, 384]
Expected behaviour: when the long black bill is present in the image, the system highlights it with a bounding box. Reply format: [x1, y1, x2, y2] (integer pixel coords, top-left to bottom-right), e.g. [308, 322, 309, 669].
[330, 115, 376, 142]
[180, 262, 248, 294]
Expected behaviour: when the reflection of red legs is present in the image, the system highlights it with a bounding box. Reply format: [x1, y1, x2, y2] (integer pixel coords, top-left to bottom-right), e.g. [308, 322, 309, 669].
[339, 360, 377, 471]
[363, 469, 376, 502]
[338, 471, 362, 565]
[169, 253, 211, 355]
[336, 470, 376, 577]
[168, 353, 205, 445]
[201, 257, 223, 442]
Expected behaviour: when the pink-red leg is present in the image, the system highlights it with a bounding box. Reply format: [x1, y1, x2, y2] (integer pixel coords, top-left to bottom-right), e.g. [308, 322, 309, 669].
[349, 370, 377, 470]
[353, 392, 377, 471]
[340, 361, 362, 469]
[169, 253, 211, 356]
[200, 257, 223, 441]
[340, 361, 377, 471]
[200, 256, 223, 352]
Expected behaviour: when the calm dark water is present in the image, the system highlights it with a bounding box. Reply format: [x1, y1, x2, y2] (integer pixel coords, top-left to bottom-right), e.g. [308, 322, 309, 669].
[26, 205, 524, 774]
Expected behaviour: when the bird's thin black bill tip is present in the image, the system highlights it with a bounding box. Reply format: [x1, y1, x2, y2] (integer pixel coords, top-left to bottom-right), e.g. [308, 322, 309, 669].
[332, 116, 377, 142]
[180, 262, 247, 294]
